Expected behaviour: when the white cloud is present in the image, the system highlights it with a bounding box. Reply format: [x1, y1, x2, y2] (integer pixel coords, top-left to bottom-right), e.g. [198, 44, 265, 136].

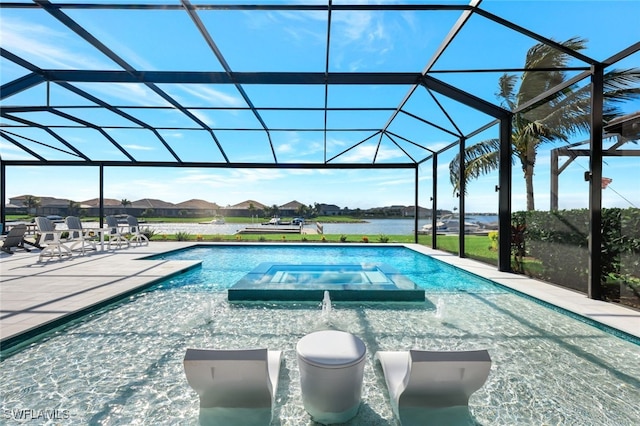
[277, 143, 294, 153]
[0, 140, 38, 160]
[188, 109, 216, 127]
[331, 9, 394, 71]
[0, 17, 113, 70]
[122, 144, 154, 151]
[177, 85, 244, 107]
[335, 143, 407, 163]
[75, 82, 172, 107]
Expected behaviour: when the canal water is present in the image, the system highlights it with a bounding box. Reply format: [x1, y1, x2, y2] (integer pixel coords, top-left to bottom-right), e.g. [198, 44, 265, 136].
[133, 217, 499, 236]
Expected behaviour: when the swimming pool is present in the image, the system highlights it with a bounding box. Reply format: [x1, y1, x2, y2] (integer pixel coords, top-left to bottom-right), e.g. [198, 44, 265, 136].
[1, 245, 639, 425]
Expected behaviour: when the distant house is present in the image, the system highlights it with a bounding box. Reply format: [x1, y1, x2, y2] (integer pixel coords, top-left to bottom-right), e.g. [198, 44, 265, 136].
[7, 196, 225, 218]
[83, 198, 178, 217]
[401, 205, 432, 218]
[81, 198, 129, 217]
[383, 205, 406, 216]
[222, 200, 266, 217]
[8, 195, 79, 216]
[175, 199, 221, 217]
[317, 203, 341, 216]
[82, 198, 122, 208]
[279, 200, 306, 217]
[129, 199, 176, 217]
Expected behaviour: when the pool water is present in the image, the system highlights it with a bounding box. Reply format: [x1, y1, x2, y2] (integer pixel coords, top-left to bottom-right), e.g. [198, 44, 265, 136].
[1, 246, 639, 425]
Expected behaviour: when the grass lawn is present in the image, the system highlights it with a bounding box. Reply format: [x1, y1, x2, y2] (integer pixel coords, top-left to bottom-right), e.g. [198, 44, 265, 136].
[154, 233, 410, 244]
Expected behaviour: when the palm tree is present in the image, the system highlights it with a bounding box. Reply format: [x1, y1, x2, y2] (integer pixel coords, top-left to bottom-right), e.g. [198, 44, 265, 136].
[247, 202, 257, 219]
[68, 200, 80, 216]
[449, 37, 640, 210]
[120, 198, 131, 214]
[266, 204, 280, 218]
[296, 204, 309, 218]
[22, 195, 41, 216]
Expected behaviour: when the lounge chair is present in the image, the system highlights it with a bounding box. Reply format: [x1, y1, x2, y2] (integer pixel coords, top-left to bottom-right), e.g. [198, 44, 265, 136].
[105, 215, 130, 250]
[126, 215, 149, 246]
[34, 216, 72, 261]
[375, 349, 492, 425]
[184, 348, 282, 426]
[65, 216, 97, 254]
[0, 224, 31, 254]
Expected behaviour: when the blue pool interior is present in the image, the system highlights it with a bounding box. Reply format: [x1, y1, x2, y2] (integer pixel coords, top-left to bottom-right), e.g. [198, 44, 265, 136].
[1, 245, 639, 425]
[229, 262, 425, 301]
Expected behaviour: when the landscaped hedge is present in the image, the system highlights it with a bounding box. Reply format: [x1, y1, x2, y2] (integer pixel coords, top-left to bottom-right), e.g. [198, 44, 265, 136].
[512, 208, 640, 304]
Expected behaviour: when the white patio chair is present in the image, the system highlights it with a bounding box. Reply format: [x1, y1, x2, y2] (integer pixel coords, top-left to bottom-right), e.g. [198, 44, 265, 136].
[65, 216, 97, 254]
[35, 216, 72, 261]
[105, 215, 130, 250]
[126, 215, 149, 246]
[375, 349, 492, 425]
[184, 348, 282, 426]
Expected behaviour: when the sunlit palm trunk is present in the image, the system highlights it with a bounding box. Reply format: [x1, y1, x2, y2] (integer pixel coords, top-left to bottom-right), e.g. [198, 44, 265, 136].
[523, 142, 537, 211]
[524, 166, 535, 211]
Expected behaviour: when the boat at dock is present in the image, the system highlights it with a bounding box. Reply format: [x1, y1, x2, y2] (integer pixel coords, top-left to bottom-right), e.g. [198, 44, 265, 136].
[237, 217, 307, 234]
[199, 216, 225, 224]
[420, 214, 487, 235]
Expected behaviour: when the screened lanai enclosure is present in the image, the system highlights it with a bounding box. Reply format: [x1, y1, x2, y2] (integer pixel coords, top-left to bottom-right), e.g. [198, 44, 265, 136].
[1, 1, 639, 307]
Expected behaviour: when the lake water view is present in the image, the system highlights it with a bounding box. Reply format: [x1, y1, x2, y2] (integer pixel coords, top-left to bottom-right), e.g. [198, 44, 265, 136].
[134, 217, 500, 236]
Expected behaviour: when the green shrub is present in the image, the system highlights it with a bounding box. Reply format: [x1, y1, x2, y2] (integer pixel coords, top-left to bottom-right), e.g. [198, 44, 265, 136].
[488, 231, 498, 251]
[339, 234, 348, 242]
[175, 231, 191, 241]
[378, 234, 389, 243]
[142, 227, 156, 240]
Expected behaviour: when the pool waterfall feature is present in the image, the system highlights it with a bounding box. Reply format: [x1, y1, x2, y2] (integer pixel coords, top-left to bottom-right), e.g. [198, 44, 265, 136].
[1, 245, 638, 425]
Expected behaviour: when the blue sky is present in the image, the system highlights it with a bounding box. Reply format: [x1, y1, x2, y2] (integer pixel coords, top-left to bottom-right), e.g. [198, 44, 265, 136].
[1, 1, 639, 212]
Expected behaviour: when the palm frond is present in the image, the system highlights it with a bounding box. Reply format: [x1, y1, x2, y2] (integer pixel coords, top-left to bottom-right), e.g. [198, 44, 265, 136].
[496, 73, 518, 109]
[449, 138, 503, 194]
[518, 37, 588, 105]
[603, 68, 640, 104]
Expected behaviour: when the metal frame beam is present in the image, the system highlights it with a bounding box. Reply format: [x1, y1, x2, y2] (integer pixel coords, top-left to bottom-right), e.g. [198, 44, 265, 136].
[498, 114, 513, 272]
[0, 160, 416, 169]
[588, 63, 605, 300]
[0, 72, 45, 100]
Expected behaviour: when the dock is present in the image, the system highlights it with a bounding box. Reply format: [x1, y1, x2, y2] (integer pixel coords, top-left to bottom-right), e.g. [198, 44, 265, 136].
[237, 225, 301, 234]
[236, 224, 319, 235]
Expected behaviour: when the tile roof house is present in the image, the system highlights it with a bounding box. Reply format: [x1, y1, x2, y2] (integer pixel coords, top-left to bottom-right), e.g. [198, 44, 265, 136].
[175, 199, 220, 210]
[81, 198, 123, 207]
[279, 200, 306, 216]
[317, 203, 342, 216]
[222, 200, 266, 217]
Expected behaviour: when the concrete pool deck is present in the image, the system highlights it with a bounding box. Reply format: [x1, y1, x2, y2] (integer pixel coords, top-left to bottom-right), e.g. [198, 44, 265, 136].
[1, 243, 638, 350]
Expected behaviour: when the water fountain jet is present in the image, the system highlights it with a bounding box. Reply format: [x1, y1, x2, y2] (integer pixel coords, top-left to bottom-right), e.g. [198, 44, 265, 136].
[321, 290, 332, 321]
[435, 298, 445, 319]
